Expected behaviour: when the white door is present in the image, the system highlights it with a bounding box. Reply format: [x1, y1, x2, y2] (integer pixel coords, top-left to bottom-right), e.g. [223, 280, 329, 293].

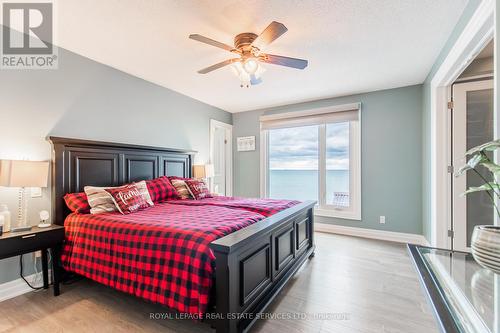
[210, 120, 233, 196]
[452, 79, 494, 252]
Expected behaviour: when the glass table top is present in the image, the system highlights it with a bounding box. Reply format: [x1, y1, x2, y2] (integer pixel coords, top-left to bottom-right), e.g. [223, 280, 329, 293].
[417, 247, 500, 333]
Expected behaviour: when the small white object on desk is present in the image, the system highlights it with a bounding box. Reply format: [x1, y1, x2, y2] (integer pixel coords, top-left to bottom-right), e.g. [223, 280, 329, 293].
[0, 204, 11, 232]
[38, 210, 51, 228]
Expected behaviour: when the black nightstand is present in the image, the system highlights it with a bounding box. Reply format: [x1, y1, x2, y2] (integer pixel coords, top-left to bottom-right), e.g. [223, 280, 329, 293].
[0, 225, 65, 296]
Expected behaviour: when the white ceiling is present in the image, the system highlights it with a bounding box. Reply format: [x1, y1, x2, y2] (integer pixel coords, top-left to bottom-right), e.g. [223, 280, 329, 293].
[54, 0, 469, 113]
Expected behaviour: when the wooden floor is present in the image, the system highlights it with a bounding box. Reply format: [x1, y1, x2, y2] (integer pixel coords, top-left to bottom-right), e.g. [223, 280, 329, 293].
[0, 233, 438, 333]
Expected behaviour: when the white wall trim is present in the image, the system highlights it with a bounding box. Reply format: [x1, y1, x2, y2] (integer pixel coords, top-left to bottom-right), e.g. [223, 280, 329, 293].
[315, 223, 430, 246]
[0, 272, 45, 302]
[259, 129, 268, 198]
[429, 0, 494, 248]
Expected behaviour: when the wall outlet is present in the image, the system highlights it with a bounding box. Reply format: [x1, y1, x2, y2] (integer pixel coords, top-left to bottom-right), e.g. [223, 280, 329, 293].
[379, 216, 386, 224]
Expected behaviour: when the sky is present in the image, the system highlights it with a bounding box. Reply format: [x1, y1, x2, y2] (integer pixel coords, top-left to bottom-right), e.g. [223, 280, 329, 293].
[269, 122, 350, 170]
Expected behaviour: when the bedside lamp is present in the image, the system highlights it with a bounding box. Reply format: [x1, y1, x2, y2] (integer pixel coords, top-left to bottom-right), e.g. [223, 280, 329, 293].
[0, 160, 49, 232]
[192, 164, 215, 180]
[193, 164, 215, 193]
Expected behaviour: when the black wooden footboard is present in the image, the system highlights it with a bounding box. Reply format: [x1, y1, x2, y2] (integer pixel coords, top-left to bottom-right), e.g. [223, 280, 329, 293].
[210, 201, 316, 333]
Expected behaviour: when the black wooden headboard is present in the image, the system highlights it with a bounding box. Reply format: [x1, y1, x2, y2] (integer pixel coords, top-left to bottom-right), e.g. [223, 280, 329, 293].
[48, 137, 196, 225]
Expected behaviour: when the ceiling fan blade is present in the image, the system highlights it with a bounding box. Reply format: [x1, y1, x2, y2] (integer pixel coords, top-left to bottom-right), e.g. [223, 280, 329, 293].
[260, 54, 308, 69]
[189, 34, 235, 52]
[252, 21, 288, 48]
[198, 59, 238, 74]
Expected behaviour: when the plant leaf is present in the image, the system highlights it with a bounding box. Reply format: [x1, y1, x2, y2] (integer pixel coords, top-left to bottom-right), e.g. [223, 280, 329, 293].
[462, 183, 500, 195]
[456, 154, 487, 176]
[468, 154, 487, 168]
[466, 140, 500, 155]
[481, 161, 500, 175]
[456, 164, 471, 176]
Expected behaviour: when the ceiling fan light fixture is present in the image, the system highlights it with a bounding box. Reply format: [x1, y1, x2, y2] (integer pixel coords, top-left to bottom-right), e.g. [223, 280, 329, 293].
[190, 21, 307, 86]
[243, 58, 259, 74]
[231, 61, 265, 87]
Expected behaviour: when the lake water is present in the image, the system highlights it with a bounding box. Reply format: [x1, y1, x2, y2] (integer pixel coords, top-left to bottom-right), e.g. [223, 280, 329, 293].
[269, 170, 349, 203]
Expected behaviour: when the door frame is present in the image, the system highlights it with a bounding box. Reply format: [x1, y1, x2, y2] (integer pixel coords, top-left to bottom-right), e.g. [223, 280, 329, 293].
[209, 119, 233, 196]
[452, 79, 494, 252]
[429, 0, 494, 248]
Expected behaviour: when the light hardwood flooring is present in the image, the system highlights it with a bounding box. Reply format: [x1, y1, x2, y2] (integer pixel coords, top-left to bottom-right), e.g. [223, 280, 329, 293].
[0, 233, 438, 333]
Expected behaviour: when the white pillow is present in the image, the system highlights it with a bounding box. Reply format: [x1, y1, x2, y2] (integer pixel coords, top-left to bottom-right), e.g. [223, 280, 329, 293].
[84, 186, 117, 214]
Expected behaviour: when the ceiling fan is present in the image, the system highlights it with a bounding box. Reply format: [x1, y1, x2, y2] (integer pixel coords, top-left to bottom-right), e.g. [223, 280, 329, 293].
[189, 21, 308, 87]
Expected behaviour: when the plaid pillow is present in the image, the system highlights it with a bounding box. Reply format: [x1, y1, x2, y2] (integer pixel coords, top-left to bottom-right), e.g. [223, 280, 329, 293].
[170, 179, 193, 200]
[63, 192, 90, 214]
[105, 183, 149, 214]
[146, 176, 179, 203]
[184, 179, 212, 200]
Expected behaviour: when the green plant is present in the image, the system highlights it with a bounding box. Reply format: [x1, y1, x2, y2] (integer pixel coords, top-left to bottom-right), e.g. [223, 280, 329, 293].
[457, 139, 500, 218]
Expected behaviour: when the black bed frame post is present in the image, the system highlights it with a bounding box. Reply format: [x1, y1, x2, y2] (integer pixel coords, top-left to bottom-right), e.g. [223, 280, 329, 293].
[213, 251, 238, 333]
[51, 141, 68, 226]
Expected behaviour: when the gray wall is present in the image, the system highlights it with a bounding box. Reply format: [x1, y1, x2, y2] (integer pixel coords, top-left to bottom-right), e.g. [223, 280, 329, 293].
[233, 85, 423, 235]
[0, 43, 232, 284]
[422, 0, 482, 243]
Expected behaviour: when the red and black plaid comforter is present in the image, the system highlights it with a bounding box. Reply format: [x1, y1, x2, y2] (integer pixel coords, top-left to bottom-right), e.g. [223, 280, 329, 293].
[168, 196, 300, 217]
[61, 203, 266, 315]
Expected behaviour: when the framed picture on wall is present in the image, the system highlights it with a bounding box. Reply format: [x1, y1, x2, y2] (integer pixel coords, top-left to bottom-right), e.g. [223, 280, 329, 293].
[237, 136, 256, 152]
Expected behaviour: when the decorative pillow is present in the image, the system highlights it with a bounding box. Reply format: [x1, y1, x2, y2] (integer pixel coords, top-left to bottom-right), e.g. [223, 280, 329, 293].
[170, 179, 193, 200]
[135, 180, 154, 206]
[146, 176, 179, 203]
[105, 183, 149, 214]
[84, 186, 118, 214]
[64, 192, 90, 214]
[184, 179, 212, 200]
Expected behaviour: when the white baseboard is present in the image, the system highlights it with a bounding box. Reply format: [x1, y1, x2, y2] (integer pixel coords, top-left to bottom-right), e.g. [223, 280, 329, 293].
[0, 272, 46, 302]
[315, 223, 430, 246]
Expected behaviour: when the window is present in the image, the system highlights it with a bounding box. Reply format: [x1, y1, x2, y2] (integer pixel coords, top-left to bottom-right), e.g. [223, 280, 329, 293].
[268, 125, 319, 202]
[260, 103, 361, 220]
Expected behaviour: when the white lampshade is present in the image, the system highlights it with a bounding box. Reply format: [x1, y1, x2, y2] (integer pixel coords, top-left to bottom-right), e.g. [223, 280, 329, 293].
[0, 160, 49, 188]
[192, 164, 215, 179]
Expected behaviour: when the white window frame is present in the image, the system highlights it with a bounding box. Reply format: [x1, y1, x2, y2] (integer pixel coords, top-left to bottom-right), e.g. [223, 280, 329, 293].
[260, 103, 362, 220]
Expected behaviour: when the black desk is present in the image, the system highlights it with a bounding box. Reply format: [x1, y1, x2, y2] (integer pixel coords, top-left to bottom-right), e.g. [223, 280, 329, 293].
[0, 225, 65, 296]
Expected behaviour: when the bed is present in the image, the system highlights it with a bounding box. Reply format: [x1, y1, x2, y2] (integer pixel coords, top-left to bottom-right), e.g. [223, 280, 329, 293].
[49, 137, 316, 333]
[166, 196, 301, 217]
